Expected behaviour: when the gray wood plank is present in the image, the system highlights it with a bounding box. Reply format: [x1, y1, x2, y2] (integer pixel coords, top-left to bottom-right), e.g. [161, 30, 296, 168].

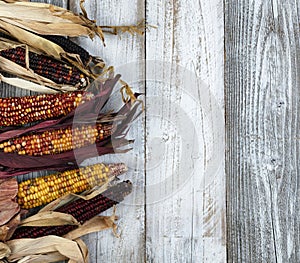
[225, 0, 300, 262]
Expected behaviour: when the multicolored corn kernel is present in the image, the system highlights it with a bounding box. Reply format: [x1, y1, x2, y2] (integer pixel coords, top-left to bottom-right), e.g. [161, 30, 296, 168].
[0, 123, 113, 156]
[0, 47, 88, 87]
[17, 163, 128, 209]
[11, 181, 132, 239]
[0, 91, 93, 127]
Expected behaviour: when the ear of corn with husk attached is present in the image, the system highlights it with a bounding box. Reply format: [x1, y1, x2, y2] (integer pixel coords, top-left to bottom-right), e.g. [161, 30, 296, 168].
[11, 180, 132, 239]
[0, 91, 93, 127]
[0, 122, 113, 156]
[17, 163, 128, 209]
[0, 47, 88, 87]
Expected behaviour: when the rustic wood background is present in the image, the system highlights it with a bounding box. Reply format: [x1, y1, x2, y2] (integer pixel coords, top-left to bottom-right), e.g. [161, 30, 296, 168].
[2, 0, 299, 262]
[226, 0, 300, 262]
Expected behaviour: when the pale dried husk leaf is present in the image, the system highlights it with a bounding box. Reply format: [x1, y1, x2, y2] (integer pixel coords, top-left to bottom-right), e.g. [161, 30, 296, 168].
[0, 213, 20, 242]
[16, 252, 67, 263]
[64, 214, 118, 240]
[0, 74, 58, 94]
[73, 238, 88, 263]
[2, 0, 28, 2]
[101, 20, 147, 36]
[20, 212, 80, 227]
[0, 37, 24, 51]
[0, 242, 10, 259]
[0, 20, 65, 60]
[0, 1, 104, 40]
[6, 236, 85, 263]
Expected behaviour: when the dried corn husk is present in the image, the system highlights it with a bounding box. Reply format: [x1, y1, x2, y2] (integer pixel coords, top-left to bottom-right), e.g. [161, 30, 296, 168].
[0, 1, 104, 41]
[0, 213, 20, 241]
[0, 34, 96, 91]
[101, 20, 149, 36]
[3, 210, 118, 263]
[0, 21, 67, 60]
[0, 178, 20, 241]
[0, 179, 19, 226]
[20, 212, 80, 227]
[0, 1, 104, 86]
[0, 74, 59, 94]
[64, 213, 118, 240]
[0, 242, 10, 259]
[6, 236, 87, 263]
[3, 201, 119, 262]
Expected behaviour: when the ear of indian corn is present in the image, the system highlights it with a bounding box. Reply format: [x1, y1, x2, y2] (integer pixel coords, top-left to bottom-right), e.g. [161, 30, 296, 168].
[11, 180, 132, 239]
[0, 91, 93, 127]
[0, 123, 113, 156]
[0, 47, 88, 87]
[17, 163, 128, 209]
[42, 35, 96, 66]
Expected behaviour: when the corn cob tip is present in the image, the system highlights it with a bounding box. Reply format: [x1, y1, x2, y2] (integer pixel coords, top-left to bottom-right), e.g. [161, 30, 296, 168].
[117, 180, 133, 198]
[108, 163, 128, 177]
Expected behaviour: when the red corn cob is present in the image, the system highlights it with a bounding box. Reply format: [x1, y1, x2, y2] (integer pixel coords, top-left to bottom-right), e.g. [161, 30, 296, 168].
[0, 91, 93, 127]
[0, 123, 113, 156]
[11, 180, 132, 239]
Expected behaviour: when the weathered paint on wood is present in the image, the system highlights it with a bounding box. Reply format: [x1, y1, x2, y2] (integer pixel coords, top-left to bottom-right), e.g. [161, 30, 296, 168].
[225, 0, 300, 262]
[145, 0, 225, 262]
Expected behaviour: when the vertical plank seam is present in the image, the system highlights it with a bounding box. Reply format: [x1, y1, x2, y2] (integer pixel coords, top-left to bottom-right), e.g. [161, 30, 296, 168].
[144, 0, 147, 262]
[224, 0, 230, 262]
[269, 1, 278, 261]
[267, 173, 278, 263]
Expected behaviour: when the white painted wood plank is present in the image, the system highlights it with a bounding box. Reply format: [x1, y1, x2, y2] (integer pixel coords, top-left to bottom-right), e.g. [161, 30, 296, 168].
[145, 0, 225, 262]
[226, 0, 300, 262]
[69, 0, 145, 262]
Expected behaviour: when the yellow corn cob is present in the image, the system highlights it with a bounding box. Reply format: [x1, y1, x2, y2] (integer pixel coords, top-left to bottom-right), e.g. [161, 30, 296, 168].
[17, 163, 127, 209]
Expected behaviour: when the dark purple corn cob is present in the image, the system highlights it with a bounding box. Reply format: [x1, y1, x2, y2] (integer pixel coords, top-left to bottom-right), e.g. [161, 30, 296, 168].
[11, 181, 132, 239]
[0, 47, 88, 87]
[43, 35, 92, 66]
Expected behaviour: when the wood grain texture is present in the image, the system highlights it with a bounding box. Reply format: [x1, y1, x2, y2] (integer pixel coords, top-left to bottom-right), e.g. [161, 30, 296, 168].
[69, 0, 146, 262]
[225, 0, 300, 262]
[146, 0, 225, 262]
